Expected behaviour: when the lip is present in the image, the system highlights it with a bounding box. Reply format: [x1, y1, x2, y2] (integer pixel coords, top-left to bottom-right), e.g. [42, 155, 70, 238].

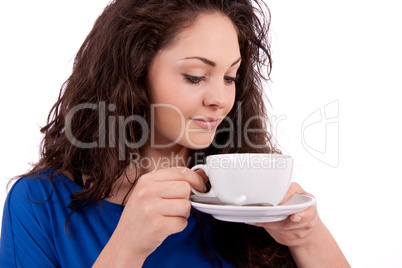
[191, 117, 220, 130]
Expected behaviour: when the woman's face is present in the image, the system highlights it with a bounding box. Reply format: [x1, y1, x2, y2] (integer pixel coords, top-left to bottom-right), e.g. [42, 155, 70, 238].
[147, 13, 241, 151]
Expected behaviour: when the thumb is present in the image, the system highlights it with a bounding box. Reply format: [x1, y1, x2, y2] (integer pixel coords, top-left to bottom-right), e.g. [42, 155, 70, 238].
[279, 182, 306, 204]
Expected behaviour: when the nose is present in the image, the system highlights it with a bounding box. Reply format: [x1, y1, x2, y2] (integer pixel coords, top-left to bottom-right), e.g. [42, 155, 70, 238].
[203, 81, 233, 109]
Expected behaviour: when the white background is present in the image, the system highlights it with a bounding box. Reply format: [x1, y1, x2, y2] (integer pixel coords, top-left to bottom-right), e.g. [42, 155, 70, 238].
[1, 1, 401, 267]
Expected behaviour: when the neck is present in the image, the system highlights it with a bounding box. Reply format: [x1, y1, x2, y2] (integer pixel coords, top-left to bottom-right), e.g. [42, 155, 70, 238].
[64, 145, 191, 205]
[108, 146, 190, 205]
[137, 144, 190, 174]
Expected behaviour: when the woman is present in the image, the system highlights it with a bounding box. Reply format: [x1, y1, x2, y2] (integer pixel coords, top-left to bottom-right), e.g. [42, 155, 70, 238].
[0, 0, 349, 267]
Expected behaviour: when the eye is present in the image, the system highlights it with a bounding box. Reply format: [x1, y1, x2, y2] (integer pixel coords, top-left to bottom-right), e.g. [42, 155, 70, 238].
[224, 76, 238, 85]
[183, 74, 206, 85]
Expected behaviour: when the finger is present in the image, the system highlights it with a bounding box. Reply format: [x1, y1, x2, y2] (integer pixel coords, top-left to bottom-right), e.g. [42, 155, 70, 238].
[254, 218, 290, 230]
[194, 169, 209, 184]
[163, 216, 189, 235]
[157, 181, 192, 199]
[158, 199, 192, 218]
[289, 203, 317, 224]
[257, 204, 317, 230]
[255, 217, 304, 231]
[149, 167, 206, 192]
[290, 214, 303, 223]
[179, 167, 208, 192]
[279, 182, 307, 204]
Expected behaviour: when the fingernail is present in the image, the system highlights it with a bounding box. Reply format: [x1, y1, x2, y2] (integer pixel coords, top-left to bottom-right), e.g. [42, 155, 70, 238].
[291, 216, 302, 222]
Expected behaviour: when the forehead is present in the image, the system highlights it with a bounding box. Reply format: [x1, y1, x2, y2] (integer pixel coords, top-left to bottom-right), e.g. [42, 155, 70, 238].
[157, 13, 241, 64]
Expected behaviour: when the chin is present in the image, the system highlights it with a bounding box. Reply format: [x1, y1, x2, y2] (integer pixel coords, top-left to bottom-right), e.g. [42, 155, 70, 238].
[181, 133, 216, 150]
[185, 143, 211, 150]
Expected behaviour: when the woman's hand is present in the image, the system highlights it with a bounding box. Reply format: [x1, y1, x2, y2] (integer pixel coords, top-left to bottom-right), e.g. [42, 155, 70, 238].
[251, 182, 350, 268]
[252, 182, 319, 247]
[93, 167, 206, 267]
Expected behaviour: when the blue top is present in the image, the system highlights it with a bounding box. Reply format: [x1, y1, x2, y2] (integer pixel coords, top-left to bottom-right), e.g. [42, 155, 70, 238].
[0, 169, 234, 267]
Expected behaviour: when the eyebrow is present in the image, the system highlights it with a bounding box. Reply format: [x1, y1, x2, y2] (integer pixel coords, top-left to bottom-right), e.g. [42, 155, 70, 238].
[182, 56, 242, 67]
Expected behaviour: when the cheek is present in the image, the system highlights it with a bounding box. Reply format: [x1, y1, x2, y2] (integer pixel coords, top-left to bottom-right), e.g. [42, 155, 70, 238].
[150, 72, 193, 108]
[153, 94, 195, 120]
[152, 102, 187, 129]
[151, 105, 186, 145]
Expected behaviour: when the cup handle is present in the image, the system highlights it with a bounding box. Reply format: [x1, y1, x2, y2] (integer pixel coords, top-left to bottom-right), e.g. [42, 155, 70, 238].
[190, 164, 217, 198]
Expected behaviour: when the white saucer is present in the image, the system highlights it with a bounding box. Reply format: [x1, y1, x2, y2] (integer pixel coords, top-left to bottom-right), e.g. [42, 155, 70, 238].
[190, 194, 315, 223]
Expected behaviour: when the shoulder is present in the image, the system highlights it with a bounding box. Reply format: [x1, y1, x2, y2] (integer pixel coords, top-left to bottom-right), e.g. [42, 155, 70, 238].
[6, 169, 78, 213]
[3, 169, 78, 239]
[1, 169, 75, 267]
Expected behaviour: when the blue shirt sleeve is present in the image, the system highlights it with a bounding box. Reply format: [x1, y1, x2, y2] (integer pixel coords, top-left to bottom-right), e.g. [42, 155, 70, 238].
[0, 173, 235, 267]
[0, 179, 59, 268]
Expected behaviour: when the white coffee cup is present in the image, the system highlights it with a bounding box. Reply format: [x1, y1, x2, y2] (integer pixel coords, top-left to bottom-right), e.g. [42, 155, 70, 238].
[191, 153, 293, 206]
